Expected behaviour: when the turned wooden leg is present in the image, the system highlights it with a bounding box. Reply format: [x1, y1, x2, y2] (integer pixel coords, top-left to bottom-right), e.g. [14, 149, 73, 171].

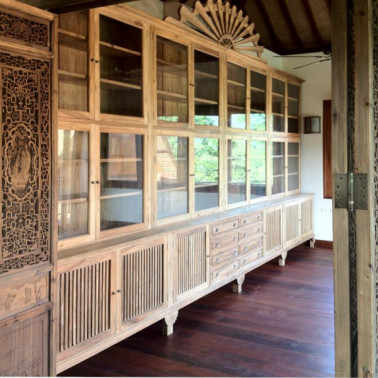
[233, 274, 245, 293]
[162, 311, 178, 336]
[310, 238, 315, 248]
[279, 251, 288, 266]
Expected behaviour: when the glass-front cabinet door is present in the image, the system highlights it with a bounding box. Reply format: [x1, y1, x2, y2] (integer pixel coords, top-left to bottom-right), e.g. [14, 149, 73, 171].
[288, 141, 300, 191]
[58, 11, 89, 112]
[100, 132, 144, 232]
[99, 15, 143, 117]
[194, 50, 219, 127]
[250, 140, 267, 200]
[156, 136, 188, 219]
[250, 71, 266, 131]
[272, 141, 286, 195]
[288, 84, 300, 133]
[227, 139, 247, 204]
[272, 78, 285, 132]
[227, 63, 246, 129]
[58, 129, 90, 241]
[156, 37, 188, 123]
[194, 137, 219, 211]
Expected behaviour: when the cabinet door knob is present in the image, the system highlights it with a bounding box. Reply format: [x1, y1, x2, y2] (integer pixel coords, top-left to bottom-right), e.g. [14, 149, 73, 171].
[117, 289, 122, 293]
[111, 291, 116, 296]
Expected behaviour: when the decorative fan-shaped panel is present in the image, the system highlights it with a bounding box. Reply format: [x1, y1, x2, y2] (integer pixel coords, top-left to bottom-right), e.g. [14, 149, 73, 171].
[165, 0, 264, 58]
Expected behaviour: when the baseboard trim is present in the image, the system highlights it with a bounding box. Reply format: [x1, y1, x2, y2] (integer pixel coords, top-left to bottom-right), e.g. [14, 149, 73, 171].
[314, 240, 333, 250]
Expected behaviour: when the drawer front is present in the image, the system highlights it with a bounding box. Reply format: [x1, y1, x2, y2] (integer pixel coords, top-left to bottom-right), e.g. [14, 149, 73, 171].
[211, 231, 238, 252]
[210, 248, 239, 270]
[212, 218, 239, 235]
[240, 211, 263, 227]
[211, 261, 239, 283]
[239, 249, 263, 268]
[239, 222, 263, 240]
[239, 236, 264, 256]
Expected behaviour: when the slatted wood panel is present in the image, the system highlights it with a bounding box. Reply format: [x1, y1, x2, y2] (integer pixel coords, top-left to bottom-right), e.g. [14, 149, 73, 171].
[177, 229, 207, 296]
[266, 207, 282, 253]
[58, 260, 111, 353]
[122, 244, 164, 322]
[301, 199, 313, 236]
[285, 204, 299, 244]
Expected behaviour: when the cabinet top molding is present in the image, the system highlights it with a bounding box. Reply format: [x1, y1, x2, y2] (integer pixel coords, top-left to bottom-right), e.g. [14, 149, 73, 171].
[165, 0, 264, 58]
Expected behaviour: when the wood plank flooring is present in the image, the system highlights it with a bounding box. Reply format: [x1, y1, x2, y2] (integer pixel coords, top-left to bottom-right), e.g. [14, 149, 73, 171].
[61, 245, 334, 377]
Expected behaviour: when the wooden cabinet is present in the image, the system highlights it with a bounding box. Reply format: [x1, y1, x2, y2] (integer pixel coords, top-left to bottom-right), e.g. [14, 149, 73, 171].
[265, 205, 283, 255]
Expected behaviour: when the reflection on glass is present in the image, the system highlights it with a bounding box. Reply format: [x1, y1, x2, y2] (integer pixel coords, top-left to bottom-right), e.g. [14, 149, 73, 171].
[272, 142, 285, 195]
[228, 139, 246, 204]
[157, 37, 188, 123]
[288, 142, 299, 191]
[195, 50, 219, 126]
[99, 15, 143, 117]
[250, 71, 266, 131]
[58, 129, 89, 239]
[195, 138, 219, 211]
[250, 140, 267, 199]
[157, 136, 188, 218]
[227, 63, 246, 129]
[100, 133, 143, 231]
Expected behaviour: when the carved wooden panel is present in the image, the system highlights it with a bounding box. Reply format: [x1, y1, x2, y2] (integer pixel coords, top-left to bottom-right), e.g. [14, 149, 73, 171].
[58, 258, 112, 354]
[0, 53, 50, 274]
[0, 275, 48, 318]
[177, 227, 207, 296]
[121, 241, 164, 323]
[0, 307, 49, 376]
[0, 10, 49, 48]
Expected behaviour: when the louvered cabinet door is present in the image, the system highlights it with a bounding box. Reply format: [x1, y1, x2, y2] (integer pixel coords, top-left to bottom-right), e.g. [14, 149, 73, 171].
[175, 226, 208, 301]
[57, 252, 116, 363]
[119, 238, 166, 328]
[284, 202, 300, 248]
[265, 205, 283, 256]
[300, 197, 314, 239]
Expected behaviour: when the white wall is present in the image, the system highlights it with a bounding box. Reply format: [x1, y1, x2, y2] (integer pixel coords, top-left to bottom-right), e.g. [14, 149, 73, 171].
[126, 0, 164, 18]
[281, 53, 333, 241]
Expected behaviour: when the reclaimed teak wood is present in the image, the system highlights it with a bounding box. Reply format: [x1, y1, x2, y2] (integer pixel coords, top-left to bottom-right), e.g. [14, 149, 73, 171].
[52, 1, 313, 374]
[0, 1, 55, 376]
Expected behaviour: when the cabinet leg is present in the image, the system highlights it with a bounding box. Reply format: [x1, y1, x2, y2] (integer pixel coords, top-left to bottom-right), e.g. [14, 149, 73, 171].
[310, 238, 315, 248]
[279, 251, 288, 266]
[233, 274, 245, 293]
[162, 311, 179, 336]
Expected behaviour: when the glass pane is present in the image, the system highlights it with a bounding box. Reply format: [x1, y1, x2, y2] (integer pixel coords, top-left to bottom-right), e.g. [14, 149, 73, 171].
[100, 15, 143, 117]
[194, 50, 219, 126]
[272, 94, 284, 114]
[288, 99, 298, 116]
[288, 83, 299, 99]
[272, 78, 285, 95]
[250, 141, 267, 199]
[157, 136, 188, 218]
[195, 138, 219, 211]
[273, 115, 285, 132]
[272, 142, 285, 195]
[288, 142, 299, 191]
[227, 63, 246, 129]
[157, 37, 188, 123]
[288, 118, 299, 133]
[100, 133, 143, 231]
[58, 129, 89, 239]
[228, 139, 246, 204]
[58, 11, 88, 112]
[251, 71, 266, 91]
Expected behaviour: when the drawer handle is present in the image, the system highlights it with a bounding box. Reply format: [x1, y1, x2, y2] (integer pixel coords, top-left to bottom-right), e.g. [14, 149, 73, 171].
[243, 220, 246, 224]
[215, 257, 220, 263]
[244, 246, 247, 252]
[233, 236, 237, 242]
[233, 223, 237, 227]
[233, 264, 238, 269]
[215, 227, 219, 232]
[243, 233, 247, 238]
[216, 242, 220, 248]
[257, 215, 261, 220]
[233, 250, 238, 256]
[216, 272, 219, 278]
[243, 259, 247, 264]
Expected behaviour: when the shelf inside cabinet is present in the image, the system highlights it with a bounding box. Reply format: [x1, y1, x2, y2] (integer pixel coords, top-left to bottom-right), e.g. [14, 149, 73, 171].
[157, 90, 187, 100]
[101, 78, 141, 91]
[58, 197, 88, 205]
[227, 79, 245, 88]
[59, 70, 87, 81]
[100, 41, 141, 58]
[100, 191, 142, 200]
[228, 104, 245, 111]
[195, 97, 218, 105]
[250, 108, 265, 113]
[288, 172, 298, 176]
[58, 28, 86, 41]
[100, 157, 142, 163]
[250, 86, 265, 93]
[195, 70, 218, 80]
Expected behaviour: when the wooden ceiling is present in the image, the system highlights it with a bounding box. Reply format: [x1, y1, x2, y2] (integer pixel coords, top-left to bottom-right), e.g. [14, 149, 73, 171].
[18, 0, 331, 55]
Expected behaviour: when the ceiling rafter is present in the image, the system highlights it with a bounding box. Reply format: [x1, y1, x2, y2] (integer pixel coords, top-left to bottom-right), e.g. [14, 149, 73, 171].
[302, 0, 324, 48]
[253, 0, 284, 53]
[278, 0, 303, 50]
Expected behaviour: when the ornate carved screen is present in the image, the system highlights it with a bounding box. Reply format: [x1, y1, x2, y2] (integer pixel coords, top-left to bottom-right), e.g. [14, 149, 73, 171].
[0, 52, 50, 274]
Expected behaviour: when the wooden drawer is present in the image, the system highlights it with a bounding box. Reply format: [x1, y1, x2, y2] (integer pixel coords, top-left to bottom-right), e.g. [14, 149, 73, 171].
[212, 218, 239, 235]
[211, 231, 238, 252]
[210, 248, 239, 270]
[239, 222, 263, 240]
[239, 249, 263, 268]
[239, 236, 264, 256]
[211, 261, 239, 283]
[240, 211, 263, 227]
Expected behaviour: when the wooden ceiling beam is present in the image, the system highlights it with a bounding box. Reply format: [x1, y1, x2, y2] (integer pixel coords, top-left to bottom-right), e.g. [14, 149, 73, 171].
[278, 0, 303, 50]
[253, 0, 284, 53]
[302, 0, 325, 48]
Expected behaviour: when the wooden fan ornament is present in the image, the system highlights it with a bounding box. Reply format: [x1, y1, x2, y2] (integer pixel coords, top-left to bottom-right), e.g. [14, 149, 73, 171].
[165, 0, 264, 58]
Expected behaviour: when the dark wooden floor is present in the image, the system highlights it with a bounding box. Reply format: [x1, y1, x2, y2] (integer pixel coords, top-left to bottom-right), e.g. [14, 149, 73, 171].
[61, 245, 334, 377]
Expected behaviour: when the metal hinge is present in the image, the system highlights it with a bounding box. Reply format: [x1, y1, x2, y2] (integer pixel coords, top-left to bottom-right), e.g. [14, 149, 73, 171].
[334, 173, 367, 211]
